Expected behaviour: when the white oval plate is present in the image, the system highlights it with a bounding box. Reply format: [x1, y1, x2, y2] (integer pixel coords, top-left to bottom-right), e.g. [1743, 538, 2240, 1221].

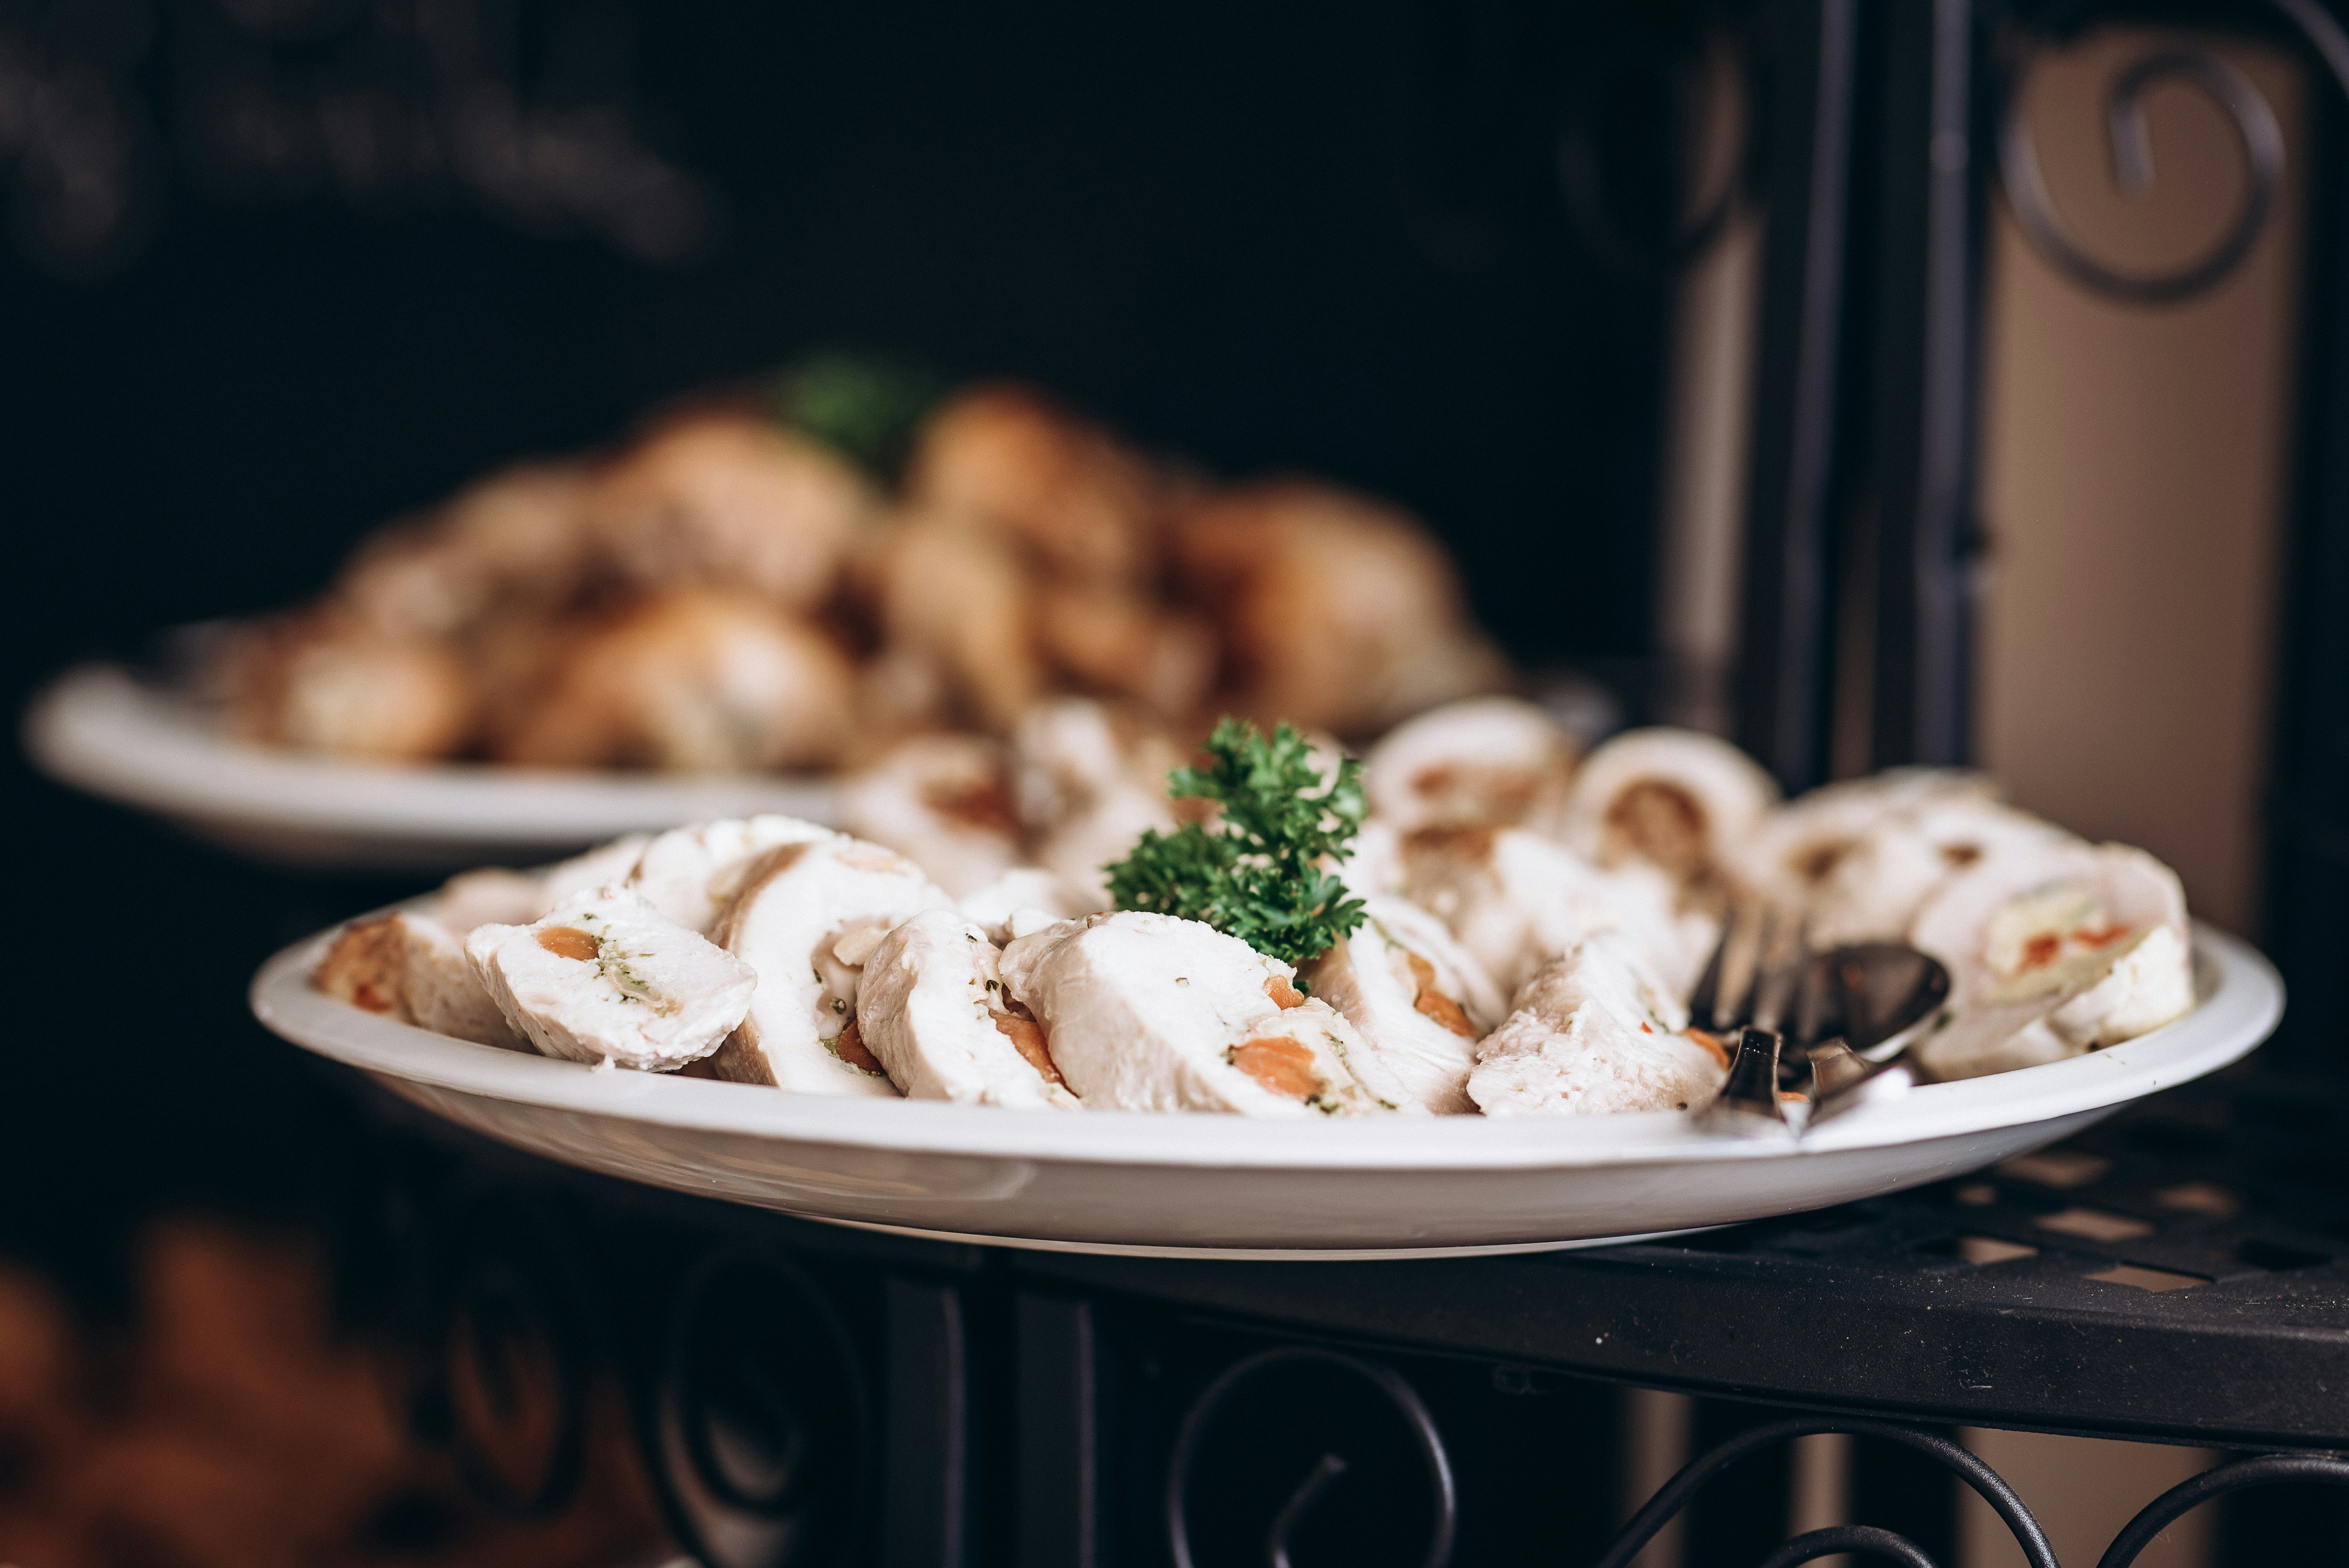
[25, 665, 838, 870]
[250, 916, 2283, 1259]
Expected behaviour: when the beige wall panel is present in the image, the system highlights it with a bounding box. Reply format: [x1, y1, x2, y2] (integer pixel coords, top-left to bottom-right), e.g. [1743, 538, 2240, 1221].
[1976, 29, 2306, 931]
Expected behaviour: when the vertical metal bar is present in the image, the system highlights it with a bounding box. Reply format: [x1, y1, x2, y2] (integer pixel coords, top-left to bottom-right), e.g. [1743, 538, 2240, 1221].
[1851, 1426, 1960, 1564]
[883, 1278, 969, 1568]
[1737, 0, 1862, 792]
[2261, 16, 2349, 1074]
[1679, 1398, 1793, 1564]
[1870, 0, 1984, 769]
[1017, 1293, 1098, 1568]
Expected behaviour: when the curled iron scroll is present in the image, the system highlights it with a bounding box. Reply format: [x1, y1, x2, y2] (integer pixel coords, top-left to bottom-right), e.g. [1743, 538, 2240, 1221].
[1590, 1416, 2057, 1568]
[1999, 47, 2284, 305]
[1557, 29, 1749, 280]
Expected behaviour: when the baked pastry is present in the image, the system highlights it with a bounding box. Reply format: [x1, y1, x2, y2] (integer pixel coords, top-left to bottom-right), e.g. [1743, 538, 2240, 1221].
[588, 410, 873, 609]
[1172, 479, 1509, 738]
[905, 383, 1160, 587]
[494, 590, 855, 772]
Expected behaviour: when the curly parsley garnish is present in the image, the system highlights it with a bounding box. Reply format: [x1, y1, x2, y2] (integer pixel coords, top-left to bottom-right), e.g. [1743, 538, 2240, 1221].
[1104, 718, 1369, 970]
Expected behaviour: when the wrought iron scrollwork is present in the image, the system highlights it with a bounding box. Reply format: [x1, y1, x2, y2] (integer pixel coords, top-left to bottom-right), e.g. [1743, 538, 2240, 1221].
[1556, 27, 1751, 280]
[1166, 1346, 1458, 1568]
[641, 1249, 872, 1568]
[434, 1192, 592, 1520]
[1593, 1416, 2057, 1568]
[2097, 1450, 2349, 1568]
[1998, 0, 2349, 306]
[1999, 45, 2283, 304]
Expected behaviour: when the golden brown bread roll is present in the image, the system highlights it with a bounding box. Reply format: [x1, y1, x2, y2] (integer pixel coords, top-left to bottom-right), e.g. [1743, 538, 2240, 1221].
[588, 411, 874, 609]
[860, 511, 1045, 734]
[905, 383, 1161, 587]
[495, 589, 855, 772]
[219, 612, 475, 762]
[1172, 480, 1510, 738]
[334, 461, 597, 639]
[1029, 582, 1218, 720]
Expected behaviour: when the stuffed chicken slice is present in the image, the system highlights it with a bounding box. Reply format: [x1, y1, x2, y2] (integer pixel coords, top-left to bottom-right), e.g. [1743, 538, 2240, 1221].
[856, 911, 1080, 1108]
[710, 838, 954, 1093]
[841, 734, 1022, 900]
[1467, 932, 1729, 1116]
[1296, 897, 1506, 1114]
[1400, 825, 1713, 999]
[998, 912, 1397, 1115]
[627, 815, 839, 935]
[1906, 843, 2195, 1081]
[316, 910, 525, 1050]
[1363, 696, 1580, 834]
[1559, 727, 1780, 889]
[463, 886, 756, 1069]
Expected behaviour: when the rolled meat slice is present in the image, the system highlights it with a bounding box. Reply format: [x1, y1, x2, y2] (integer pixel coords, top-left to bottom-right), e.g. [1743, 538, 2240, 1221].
[1558, 727, 1780, 889]
[1906, 842, 2195, 1081]
[315, 910, 526, 1050]
[463, 886, 756, 1069]
[627, 816, 839, 935]
[956, 867, 1081, 946]
[1399, 825, 1714, 999]
[1363, 696, 1580, 835]
[433, 833, 656, 935]
[709, 838, 955, 1092]
[840, 734, 1022, 899]
[1297, 897, 1506, 1114]
[1012, 697, 1183, 910]
[1467, 933, 1728, 1116]
[856, 910, 1080, 1108]
[998, 912, 1394, 1115]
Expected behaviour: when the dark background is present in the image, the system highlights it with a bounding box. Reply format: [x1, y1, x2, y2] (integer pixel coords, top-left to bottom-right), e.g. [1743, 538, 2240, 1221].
[0, 1, 1709, 1296]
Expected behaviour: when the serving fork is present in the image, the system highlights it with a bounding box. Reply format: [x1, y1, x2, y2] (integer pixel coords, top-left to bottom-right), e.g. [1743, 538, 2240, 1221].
[1689, 907, 1951, 1137]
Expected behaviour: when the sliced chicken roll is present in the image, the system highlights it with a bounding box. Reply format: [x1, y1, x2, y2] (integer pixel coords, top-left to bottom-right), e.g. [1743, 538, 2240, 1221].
[998, 912, 1396, 1115]
[1400, 826, 1714, 999]
[856, 911, 1080, 1108]
[1559, 727, 1780, 888]
[1012, 697, 1183, 910]
[1907, 843, 2195, 1082]
[315, 911, 526, 1050]
[1467, 933, 1729, 1116]
[709, 838, 955, 1092]
[1297, 897, 1506, 1114]
[464, 887, 756, 1069]
[841, 733, 1023, 899]
[957, 867, 1081, 946]
[1733, 772, 2066, 946]
[431, 833, 653, 935]
[1364, 697, 1580, 835]
[628, 816, 839, 935]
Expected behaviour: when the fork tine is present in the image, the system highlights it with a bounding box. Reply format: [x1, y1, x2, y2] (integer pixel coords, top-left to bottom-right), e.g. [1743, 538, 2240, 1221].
[1727, 906, 1779, 1029]
[1687, 904, 1738, 1030]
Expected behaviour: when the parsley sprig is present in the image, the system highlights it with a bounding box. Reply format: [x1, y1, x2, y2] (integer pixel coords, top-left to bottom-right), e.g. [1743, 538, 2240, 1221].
[1103, 719, 1369, 969]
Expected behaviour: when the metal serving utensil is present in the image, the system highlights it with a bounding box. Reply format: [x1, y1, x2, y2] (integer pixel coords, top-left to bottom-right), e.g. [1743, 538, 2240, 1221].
[1691, 904, 1804, 1137]
[1796, 943, 1952, 1128]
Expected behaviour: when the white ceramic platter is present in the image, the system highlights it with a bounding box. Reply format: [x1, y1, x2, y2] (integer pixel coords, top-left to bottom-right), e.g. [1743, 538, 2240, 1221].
[250, 918, 2283, 1260]
[24, 664, 837, 870]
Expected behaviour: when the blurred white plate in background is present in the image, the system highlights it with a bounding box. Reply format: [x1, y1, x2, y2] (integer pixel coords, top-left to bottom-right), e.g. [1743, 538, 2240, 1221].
[24, 664, 837, 870]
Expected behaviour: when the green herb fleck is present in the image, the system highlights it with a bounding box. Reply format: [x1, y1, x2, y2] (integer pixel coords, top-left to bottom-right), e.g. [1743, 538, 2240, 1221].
[1103, 718, 1369, 970]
